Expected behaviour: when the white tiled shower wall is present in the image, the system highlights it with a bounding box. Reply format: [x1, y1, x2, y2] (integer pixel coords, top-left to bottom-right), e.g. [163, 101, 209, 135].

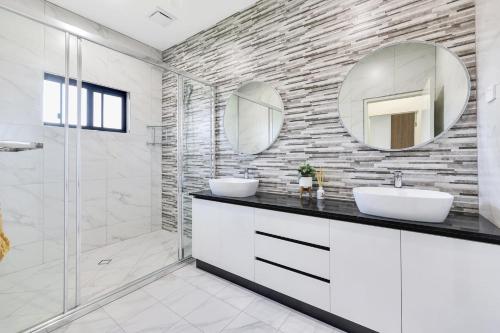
[477, 0, 500, 228]
[0, 9, 163, 275]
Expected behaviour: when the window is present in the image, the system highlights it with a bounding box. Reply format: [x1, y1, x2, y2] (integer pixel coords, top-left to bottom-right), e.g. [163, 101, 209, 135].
[43, 73, 127, 132]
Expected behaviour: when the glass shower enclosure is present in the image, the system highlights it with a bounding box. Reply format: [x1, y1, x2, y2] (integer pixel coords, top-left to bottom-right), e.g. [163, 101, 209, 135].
[0, 5, 214, 333]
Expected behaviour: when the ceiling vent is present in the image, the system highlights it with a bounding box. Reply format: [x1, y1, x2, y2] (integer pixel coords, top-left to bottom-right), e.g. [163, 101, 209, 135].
[149, 9, 175, 28]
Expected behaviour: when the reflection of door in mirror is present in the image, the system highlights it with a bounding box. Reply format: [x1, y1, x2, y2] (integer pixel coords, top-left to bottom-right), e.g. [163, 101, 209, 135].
[434, 87, 445, 136]
[364, 91, 431, 149]
[391, 112, 415, 149]
[338, 42, 470, 151]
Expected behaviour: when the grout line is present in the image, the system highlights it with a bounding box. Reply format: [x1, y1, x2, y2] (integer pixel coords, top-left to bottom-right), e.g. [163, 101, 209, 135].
[169, 264, 247, 332]
[276, 311, 292, 332]
[101, 308, 126, 333]
[171, 317, 203, 333]
[167, 292, 210, 320]
[217, 308, 245, 332]
[158, 271, 212, 318]
[241, 309, 279, 332]
[240, 296, 291, 331]
[105, 297, 166, 332]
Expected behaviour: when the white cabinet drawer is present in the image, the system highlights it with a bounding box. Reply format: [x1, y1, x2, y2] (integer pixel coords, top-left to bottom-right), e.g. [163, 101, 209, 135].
[255, 233, 330, 279]
[255, 260, 330, 311]
[254, 209, 330, 247]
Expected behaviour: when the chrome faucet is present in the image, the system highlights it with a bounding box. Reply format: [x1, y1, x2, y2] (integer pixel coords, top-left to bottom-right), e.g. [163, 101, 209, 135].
[394, 171, 403, 188]
[244, 168, 249, 179]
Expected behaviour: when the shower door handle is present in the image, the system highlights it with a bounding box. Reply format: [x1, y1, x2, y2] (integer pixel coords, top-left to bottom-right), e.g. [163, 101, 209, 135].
[0, 140, 44, 152]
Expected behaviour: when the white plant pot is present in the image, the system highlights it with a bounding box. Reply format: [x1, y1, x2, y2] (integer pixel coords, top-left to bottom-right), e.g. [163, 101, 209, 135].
[299, 176, 313, 188]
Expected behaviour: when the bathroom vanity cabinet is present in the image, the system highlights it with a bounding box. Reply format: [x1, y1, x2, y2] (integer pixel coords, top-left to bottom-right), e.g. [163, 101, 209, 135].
[191, 193, 500, 333]
[330, 221, 401, 333]
[401, 231, 500, 333]
[192, 199, 254, 280]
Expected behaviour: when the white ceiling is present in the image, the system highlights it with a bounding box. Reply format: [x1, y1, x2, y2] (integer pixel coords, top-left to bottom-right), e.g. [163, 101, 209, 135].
[47, 0, 256, 50]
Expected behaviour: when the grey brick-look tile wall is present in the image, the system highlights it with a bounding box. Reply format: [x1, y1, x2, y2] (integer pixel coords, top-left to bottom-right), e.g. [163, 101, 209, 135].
[162, 74, 213, 232]
[162, 0, 478, 230]
[161, 71, 178, 231]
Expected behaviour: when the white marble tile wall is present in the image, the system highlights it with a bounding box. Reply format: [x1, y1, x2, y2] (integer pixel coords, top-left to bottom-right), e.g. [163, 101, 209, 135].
[476, 0, 500, 228]
[0, 9, 47, 275]
[0, 7, 164, 275]
[0, 9, 67, 332]
[42, 37, 165, 252]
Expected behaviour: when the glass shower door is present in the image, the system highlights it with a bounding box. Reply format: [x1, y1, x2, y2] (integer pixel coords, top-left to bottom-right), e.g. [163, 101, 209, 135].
[0, 9, 71, 332]
[179, 77, 214, 258]
[77, 39, 179, 304]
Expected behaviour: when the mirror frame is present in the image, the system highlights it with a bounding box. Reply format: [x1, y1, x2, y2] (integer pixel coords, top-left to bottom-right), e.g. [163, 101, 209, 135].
[337, 40, 471, 151]
[224, 80, 285, 155]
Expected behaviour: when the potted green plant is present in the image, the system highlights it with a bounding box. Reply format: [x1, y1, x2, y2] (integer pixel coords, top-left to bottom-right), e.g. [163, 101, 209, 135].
[298, 163, 315, 189]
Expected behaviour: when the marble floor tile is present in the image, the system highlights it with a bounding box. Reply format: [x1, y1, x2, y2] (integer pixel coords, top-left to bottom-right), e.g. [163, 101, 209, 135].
[143, 274, 193, 301]
[52, 309, 124, 333]
[243, 298, 291, 330]
[279, 311, 345, 333]
[0, 230, 178, 333]
[53, 262, 345, 333]
[172, 263, 206, 279]
[183, 297, 240, 333]
[183, 270, 230, 296]
[222, 312, 277, 333]
[80, 230, 178, 302]
[103, 290, 158, 324]
[215, 283, 258, 311]
[168, 319, 203, 333]
[117, 302, 181, 333]
[0, 313, 54, 333]
[160, 283, 212, 317]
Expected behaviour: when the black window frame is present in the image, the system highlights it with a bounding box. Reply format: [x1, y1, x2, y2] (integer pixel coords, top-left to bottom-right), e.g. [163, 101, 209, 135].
[43, 73, 128, 133]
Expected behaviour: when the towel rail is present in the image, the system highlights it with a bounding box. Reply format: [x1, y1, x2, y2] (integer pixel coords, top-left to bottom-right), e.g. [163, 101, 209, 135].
[0, 141, 44, 152]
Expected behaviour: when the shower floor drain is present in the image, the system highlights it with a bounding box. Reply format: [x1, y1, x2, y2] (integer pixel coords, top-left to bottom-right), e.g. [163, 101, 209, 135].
[98, 259, 112, 265]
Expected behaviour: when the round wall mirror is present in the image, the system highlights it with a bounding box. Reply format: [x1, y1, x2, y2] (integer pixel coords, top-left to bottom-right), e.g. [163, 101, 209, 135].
[225, 81, 284, 154]
[338, 41, 470, 151]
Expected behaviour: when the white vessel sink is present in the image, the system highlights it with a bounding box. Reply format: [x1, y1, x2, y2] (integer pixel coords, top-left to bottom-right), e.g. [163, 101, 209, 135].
[209, 178, 259, 197]
[353, 187, 454, 223]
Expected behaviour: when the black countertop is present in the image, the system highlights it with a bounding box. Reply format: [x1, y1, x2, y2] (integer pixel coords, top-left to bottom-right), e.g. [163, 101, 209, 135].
[191, 190, 500, 246]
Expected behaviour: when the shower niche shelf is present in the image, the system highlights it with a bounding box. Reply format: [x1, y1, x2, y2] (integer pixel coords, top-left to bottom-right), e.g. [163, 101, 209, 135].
[147, 125, 166, 146]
